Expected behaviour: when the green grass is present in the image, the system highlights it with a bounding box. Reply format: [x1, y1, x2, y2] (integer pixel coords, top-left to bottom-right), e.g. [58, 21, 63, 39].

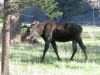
[0, 26, 100, 75]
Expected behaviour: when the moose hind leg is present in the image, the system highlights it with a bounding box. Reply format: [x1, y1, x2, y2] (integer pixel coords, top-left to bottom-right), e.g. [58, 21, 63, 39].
[70, 40, 77, 61]
[51, 41, 60, 60]
[77, 38, 88, 61]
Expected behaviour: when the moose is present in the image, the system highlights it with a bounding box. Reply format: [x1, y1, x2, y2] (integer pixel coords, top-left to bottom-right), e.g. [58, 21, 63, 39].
[22, 20, 88, 61]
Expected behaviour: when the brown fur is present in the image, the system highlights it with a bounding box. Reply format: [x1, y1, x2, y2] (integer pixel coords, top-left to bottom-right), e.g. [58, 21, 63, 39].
[22, 20, 88, 61]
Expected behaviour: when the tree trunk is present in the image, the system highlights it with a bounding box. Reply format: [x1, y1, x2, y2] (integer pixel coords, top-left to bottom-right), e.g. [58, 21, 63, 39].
[10, 0, 21, 44]
[1, 15, 10, 75]
[62, 11, 66, 22]
[1, 0, 10, 75]
[10, 14, 21, 44]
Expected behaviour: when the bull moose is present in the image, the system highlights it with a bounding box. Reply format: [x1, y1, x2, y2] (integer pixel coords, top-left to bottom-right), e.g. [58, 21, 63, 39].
[22, 20, 88, 61]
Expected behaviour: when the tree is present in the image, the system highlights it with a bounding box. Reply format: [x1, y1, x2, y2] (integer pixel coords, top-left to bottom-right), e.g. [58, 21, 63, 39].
[20, 0, 62, 18]
[9, 0, 21, 43]
[55, 0, 83, 21]
[0, 0, 62, 43]
[86, 0, 100, 26]
[10, 0, 62, 43]
[0, 0, 21, 43]
[86, 0, 100, 9]
[1, 0, 10, 74]
[34, 0, 62, 18]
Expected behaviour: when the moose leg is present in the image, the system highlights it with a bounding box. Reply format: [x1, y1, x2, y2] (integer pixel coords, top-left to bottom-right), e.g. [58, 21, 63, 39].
[70, 40, 77, 61]
[76, 38, 88, 61]
[41, 41, 50, 61]
[51, 41, 60, 60]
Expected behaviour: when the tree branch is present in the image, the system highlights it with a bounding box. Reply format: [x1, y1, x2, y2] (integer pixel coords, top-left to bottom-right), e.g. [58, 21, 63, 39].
[11, 1, 36, 4]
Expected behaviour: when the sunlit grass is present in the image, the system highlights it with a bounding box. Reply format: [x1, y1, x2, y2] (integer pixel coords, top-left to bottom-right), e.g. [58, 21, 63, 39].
[0, 26, 100, 75]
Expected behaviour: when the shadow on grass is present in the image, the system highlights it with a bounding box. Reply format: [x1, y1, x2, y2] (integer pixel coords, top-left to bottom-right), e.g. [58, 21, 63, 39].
[9, 50, 100, 65]
[1, 41, 100, 65]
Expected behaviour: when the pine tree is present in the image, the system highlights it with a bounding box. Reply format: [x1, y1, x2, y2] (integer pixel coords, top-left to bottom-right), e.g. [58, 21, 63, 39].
[56, 0, 83, 21]
[22, 0, 62, 18]
[37, 0, 62, 18]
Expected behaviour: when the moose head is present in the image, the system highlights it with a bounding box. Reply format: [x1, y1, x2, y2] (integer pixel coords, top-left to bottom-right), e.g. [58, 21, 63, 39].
[22, 21, 40, 41]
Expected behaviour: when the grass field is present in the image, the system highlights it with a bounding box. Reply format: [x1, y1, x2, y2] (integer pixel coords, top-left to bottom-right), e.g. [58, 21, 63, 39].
[0, 26, 100, 75]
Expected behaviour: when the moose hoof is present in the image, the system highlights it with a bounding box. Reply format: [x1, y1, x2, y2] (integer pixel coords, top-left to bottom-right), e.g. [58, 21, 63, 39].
[70, 58, 74, 61]
[58, 58, 61, 61]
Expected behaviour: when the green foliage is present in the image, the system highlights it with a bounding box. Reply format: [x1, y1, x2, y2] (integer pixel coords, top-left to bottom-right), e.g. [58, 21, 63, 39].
[36, 0, 62, 18]
[56, 0, 83, 18]
[21, 0, 62, 18]
[0, 14, 4, 23]
[0, 0, 62, 23]
[0, 1, 19, 23]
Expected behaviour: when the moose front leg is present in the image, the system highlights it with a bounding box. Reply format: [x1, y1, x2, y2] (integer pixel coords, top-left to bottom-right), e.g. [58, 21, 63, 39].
[51, 41, 61, 60]
[41, 41, 50, 61]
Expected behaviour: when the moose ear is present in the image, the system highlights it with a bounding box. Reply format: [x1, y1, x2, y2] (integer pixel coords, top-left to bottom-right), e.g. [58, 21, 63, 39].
[32, 21, 37, 25]
[35, 21, 39, 26]
[31, 21, 39, 27]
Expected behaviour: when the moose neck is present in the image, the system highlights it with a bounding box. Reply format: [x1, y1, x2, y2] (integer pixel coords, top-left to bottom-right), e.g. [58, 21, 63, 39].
[37, 23, 46, 36]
